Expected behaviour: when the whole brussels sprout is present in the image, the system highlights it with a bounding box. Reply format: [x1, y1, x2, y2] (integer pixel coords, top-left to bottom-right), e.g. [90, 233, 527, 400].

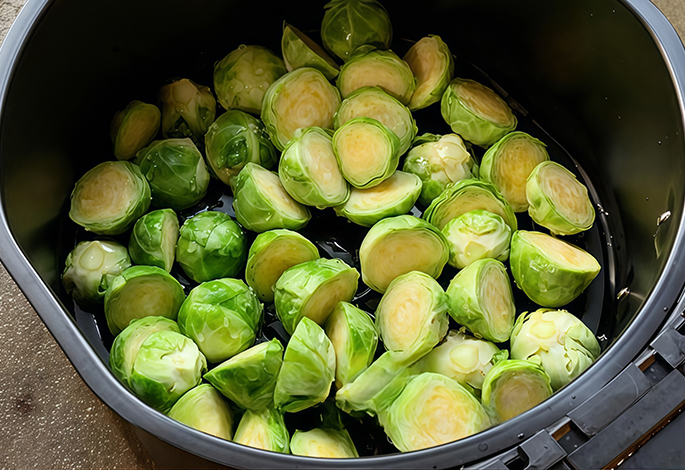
[441, 78, 517, 148]
[158, 79, 216, 143]
[282, 22, 339, 80]
[62, 240, 131, 305]
[178, 278, 263, 363]
[510, 309, 601, 390]
[168, 384, 233, 440]
[291, 428, 359, 458]
[234, 408, 290, 453]
[510, 230, 601, 307]
[110, 100, 161, 161]
[214, 45, 287, 115]
[175, 211, 247, 283]
[442, 209, 512, 269]
[204, 110, 278, 186]
[403, 35, 454, 111]
[135, 138, 210, 210]
[128, 209, 179, 272]
[69, 161, 151, 236]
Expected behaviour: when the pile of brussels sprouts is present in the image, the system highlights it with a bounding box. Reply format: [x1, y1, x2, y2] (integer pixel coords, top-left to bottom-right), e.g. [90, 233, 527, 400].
[61, 0, 603, 458]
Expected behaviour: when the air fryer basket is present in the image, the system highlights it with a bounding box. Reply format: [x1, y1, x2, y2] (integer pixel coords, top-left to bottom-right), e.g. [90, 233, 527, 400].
[1, 0, 685, 468]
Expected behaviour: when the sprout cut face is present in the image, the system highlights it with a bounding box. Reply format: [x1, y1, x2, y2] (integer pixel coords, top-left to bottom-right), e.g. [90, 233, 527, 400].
[234, 408, 290, 453]
[442, 209, 512, 269]
[110, 100, 161, 161]
[158, 79, 216, 143]
[290, 428, 359, 458]
[510, 230, 601, 307]
[282, 23, 339, 80]
[403, 35, 454, 111]
[128, 209, 179, 273]
[168, 384, 234, 441]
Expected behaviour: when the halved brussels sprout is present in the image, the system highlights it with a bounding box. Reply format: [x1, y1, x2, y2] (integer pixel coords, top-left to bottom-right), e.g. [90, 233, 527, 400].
[325, 302, 378, 388]
[69, 161, 151, 236]
[526, 161, 595, 235]
[279, 127, 350, 207]
[403, 133, 478, 207]
[234, 408, 290, 453]
[136, 138, 210, 210]
[261, 67, 341, 151]
[290, 428, 359, 458]
[128, 209, 179, 272]
[158, 79, 216, 143]
[274, 258, 359, 335]
[334, 86, 417, 156]
[446, 259, 516, 343]
[404, 35, 454, 111]
[321, 0, 392, 62]
[168, 384, 233, 440]
[214, 45, 287, 115]
[441, 78, 517, 148]
[418, 330, 508, 393]
[178, 278, 263, 363]
[479, 132, 549, 212]
[62, 240, 131, 305]
[442, 209, 512, 269]
[422, 179, 518, 231]
[129, 329, 207, 412]
[334, 171, 422, 227]
[282, 22, 339, 80]
[378, 373, 491, 452]
[510, 230, 601, 307]
[480, 359, 553, 423]
[204, 339, 283, 410]
[360, 215, 449, 293]
[376, 271, 449, 362]
[110, 100, 161, 161]
[337, 46, 416, 106]
[274, 317, 336, 413]
[332, 117, 400, 189]
[232, 163, 312, 233]
[510, 309, 601, 390]
[104, 266, 185, 336]
[204, 110, 278, 186]
[175, 211, 247, 283]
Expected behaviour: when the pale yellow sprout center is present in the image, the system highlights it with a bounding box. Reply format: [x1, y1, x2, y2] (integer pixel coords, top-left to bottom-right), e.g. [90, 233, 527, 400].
[458, 81, 513, 126]
[411, 385, 477, 449]
[77, 165, 137, 220]
[302, 272, 358, 325]
[118, 111, 158, 158]
[112, 278, 176, 332]
[495, 138, 547, 210]
[235, 415, 269, 450]
[252, 240, 317, 302]
[539, 165, 592, 225]
[336, 124, 388, 179]
[436, 190, 508, 230]
[379, 279, 430, 351]
[480, 265, 512, 333]
[338, 94, 408, 140]
[303, 133, 347, 198]
[80, 243, 106, 270]
[345, 172, 411, 211]
[493, 373, 549, 421]
[404, 38, 445, 101]
[523, 231, 597, 270]
[256, 168, 309, 219]
[341, 61, 409, 101]
[449, 343, 480, 373]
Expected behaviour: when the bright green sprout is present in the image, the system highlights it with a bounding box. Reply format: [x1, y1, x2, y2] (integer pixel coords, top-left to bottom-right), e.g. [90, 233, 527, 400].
[168, 384, 234, 440]
[110, 100, 160, 161]
[442, 209, 512, 269]
[403, 35, 454, 111]
[128, 209, 179, 273]
[282, 22, 339, 80]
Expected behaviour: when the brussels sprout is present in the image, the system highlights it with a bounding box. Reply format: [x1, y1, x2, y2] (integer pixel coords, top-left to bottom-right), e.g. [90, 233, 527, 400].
[510, 309, 601, 390]
[104, 266, 185, 336]
[337, 46, 416, 106]
[279, 127, 350, 207]
[376, 271, 449, 362]
[526, 161, 595, 235]
[274, 317, 336, 413]
[214, 45, 287, 115]
[403, 133, 479, 206]
[480, 132, 549, 212]
[204, 339, 283, 410]
[274, 258, 359, 335]
[332, 117, 400, 189]
[325, 302, 378, 388]
[62, 240, 131, 304]
[510, 230, 601, 307]
[282, 23, 339, 80]
[135, 138, 210, 210]
[129, 329, 207, 412]
[245, 230, 320, 303]
[175, 211, 247, 283]
[204, 110, 278, 186]
[168, 384, 234, 440]
[261, 67, 341, 151]
[403, 35, 454, 111]
[334, 86, 417, 156]
[422, 179, 518, 231]
[232, 163, 312, 233]
[69, 161, 151, 236]
[446, 259, 516, 343]
[378, 373, 491, 452]
[360, 215, 449, 293]
[234, 408, 290, 453]
[441, 78, 517, 148]
[334, 171, 422, 227]
[128, 209, 179, 272]
[110, 100, 161, 161]
[178, 278, 263, 363]
[480, 359, 553, 423]
[442, 210, 512, 269]
[109, 316, 180, 387]
[418, 330, 508, 393]
[291, 428, 359, 458]
[158, 79, 216, 143]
